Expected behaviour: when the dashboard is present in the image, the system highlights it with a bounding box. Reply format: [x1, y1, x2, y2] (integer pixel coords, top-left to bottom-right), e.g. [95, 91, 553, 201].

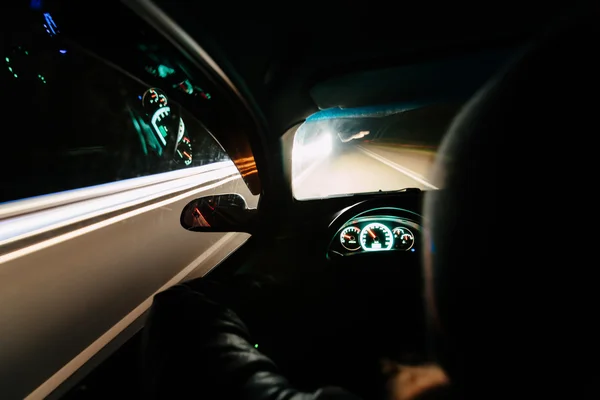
[327, 206, 422, 258]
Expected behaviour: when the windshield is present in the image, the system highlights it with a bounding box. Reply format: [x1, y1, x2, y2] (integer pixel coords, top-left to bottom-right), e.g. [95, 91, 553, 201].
[291, 103, 460, 199]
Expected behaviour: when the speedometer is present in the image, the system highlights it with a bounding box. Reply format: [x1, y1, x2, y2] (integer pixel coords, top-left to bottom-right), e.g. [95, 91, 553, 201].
[359, 222, 393, 251]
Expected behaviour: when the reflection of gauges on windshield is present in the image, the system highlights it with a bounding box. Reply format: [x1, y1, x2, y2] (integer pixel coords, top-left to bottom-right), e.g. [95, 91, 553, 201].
[175, 136, 193, 165]
[392, 227, 415, 251]
[360, 223, 393, 251]
[142, 88, 168, 109]
[176, 117, 185, 143]
[340, 226, 361, 251]
[150, 106, 172, 147]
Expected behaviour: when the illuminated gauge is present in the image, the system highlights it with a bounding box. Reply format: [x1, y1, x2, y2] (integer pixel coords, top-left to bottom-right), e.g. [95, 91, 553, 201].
[340, 226, 361, 251]
[142, 88, 168, 108]
[175, 136, 193, 165]
[393, 227, 415, 251]
[360, 222, 393, 251]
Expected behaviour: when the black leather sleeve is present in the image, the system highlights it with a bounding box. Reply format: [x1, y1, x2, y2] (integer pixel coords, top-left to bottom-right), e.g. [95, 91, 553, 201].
[142, 284, 361, 400]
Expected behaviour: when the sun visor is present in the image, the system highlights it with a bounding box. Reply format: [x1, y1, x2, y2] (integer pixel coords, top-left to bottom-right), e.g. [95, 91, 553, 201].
[309, 47, 518, 109]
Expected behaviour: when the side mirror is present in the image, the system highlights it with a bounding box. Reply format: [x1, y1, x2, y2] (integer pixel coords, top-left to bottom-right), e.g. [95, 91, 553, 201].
[180, 194, 257, 232]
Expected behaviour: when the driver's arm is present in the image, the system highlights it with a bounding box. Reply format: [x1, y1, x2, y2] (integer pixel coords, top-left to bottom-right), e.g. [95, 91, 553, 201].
[142, 284, 361, 400]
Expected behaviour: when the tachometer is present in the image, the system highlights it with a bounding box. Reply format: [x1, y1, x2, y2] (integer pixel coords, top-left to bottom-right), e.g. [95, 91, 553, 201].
[175, 136, 193, 165]
[392, 227, 414, 251]
[360, 222, 393, 251]
[340, 226, 361, 251]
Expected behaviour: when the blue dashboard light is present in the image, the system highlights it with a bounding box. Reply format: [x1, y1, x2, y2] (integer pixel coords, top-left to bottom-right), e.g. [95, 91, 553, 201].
[43, 12, 58, 36]
[59, 49, 67, 54]
[411, 248, 415, 252]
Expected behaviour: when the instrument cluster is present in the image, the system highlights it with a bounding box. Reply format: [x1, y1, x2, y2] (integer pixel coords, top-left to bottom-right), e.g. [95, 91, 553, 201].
[327, 207, 421, 258]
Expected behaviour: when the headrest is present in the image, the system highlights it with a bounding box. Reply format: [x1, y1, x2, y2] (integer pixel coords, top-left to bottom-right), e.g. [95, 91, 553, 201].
[422, 11, 598, 395]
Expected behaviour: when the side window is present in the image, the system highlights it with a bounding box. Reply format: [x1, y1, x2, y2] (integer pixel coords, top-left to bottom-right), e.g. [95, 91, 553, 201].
[1, 4, 230, 204]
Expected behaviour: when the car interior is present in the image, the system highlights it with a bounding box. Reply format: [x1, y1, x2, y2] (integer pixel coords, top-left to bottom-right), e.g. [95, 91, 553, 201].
[33, 1, 593, 399]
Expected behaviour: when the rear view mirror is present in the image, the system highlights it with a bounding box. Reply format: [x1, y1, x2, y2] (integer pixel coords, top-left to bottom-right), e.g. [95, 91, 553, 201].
[180, 194, 256, 232]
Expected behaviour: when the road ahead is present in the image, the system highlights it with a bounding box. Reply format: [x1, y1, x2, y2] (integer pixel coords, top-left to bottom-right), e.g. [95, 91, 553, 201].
[293, 142, 438, 199]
